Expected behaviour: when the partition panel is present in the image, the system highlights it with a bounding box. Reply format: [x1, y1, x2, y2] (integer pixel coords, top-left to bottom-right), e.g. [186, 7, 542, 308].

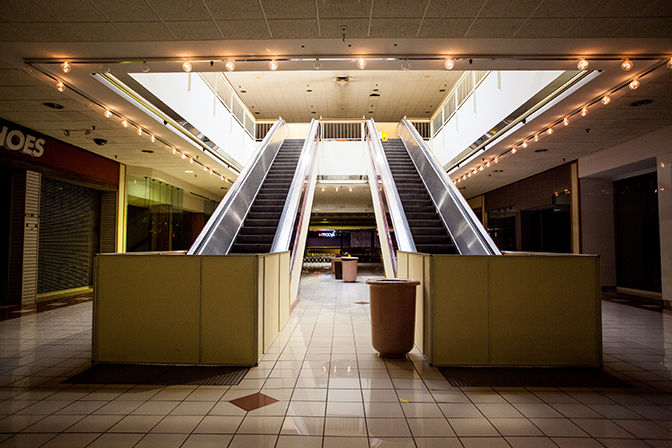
[488, 255, 601, 366]
[201, 256, 258, 365]
[432, 256, 489, 365]
[263, 254, 280, 350]
[94, 255, 200, 364]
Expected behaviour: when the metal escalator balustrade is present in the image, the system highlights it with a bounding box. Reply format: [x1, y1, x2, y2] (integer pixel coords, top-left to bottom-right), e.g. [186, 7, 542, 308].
[230, 139, 304, 254]
[383, 139, 457, 254]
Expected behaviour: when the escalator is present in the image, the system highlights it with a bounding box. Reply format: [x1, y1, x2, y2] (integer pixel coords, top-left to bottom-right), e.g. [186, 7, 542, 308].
[230, 139, 303, 253]
[383, 139, 457, 254]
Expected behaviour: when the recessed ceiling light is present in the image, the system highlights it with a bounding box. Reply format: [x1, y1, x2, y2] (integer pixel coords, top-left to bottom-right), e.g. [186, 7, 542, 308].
[185, 170, 193, 173]
[630, 99, 653, 107]
[141, 149, 154, 153]
[493, 169, 504, 173]
[306, 89, 313, 92]
[43, 102, 64, 109]
[535, 149, 548, 153]
[240, 90, 247, 93]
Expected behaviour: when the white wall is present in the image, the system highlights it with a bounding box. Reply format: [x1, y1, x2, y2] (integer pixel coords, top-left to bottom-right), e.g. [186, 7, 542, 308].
[317, 141, 367, 176]
[132, 72, 255, 168]
[580, 178, 616, 286]
[432, 71, 564, 167]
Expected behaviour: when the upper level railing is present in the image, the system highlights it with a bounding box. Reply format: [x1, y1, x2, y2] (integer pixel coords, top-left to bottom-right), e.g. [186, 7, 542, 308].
[188, 118, 288, 255]
[398, 119, 501, 256]
[431, 70, 490, 138]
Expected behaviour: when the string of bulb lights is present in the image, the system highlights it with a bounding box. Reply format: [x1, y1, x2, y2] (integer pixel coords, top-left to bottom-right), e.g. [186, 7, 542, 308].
[453, 58, 672, 186]
[47, 55, 672, 189]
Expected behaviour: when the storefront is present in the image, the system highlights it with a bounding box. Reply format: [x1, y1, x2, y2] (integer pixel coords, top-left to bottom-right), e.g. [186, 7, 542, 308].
[0, 118, 122, 305]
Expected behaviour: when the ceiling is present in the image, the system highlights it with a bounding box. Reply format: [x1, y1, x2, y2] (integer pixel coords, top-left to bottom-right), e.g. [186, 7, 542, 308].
[0, 0, 671, 204]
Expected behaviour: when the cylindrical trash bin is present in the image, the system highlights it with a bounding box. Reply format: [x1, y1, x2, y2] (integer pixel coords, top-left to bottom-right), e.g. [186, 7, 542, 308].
[341, 257, 358, 282]
[333, 258, 343, 280]
[366, 278, 421, 357]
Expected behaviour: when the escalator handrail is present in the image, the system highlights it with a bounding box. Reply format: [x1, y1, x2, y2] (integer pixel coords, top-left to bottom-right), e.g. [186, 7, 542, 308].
[187, 118, 287, 255]
[271, 119, 320, 255]
[397, 119, 501, 255]
[366, 121, 416, 253]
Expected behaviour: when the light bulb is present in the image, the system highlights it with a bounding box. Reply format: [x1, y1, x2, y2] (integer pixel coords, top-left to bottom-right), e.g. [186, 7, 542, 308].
[547, 127, 553, 135]
[104, 110, 112, 118]
[621, 59, 633, 71]
[349, 188, 352, 191]
[182, 61, 192, 72]
[580, 107, 588, 116]
[209, 168, 213, 174]
[225, 60, 235, 72]
[150, 134, 155, 143]
[121, 120, 128, 127]
[189, 157, 193, 163]
[136, 127, 142, 136]
[522, 141, 528, 149]
[220, 175, 224, 181]
[668, 58, 672, 69]
[139, 62, 150, 73]
[577, 59, 589, 70]
[204, 166, 208, 171]
[268, 60, 278, 71]
[335, 187, 338, 191]
[455, 179, 459, 184]
[468, 172, 471, 177]
[512, 147, 517, 154]
[601, 95, 611, 105]
[313, 59, 322, 70]
[486, 161, 490, 167]
[462, 175, 466, 180]
[563, 117, 569, 126]
[181, 153, 185, 159]
[357, 58, 366, 69]
[401, 59, 411, 71]
[61, 62, 71, 73]
[56, 81, 65, 92]
[479, 166, 484, 171]
[172, 148, 176, 154]
[629, 78, 640, 89]
[534, 134, 539, 142]
[495, 157, 499, 164]
[444, 59, 455, 70]
[321, 188, 325, 191]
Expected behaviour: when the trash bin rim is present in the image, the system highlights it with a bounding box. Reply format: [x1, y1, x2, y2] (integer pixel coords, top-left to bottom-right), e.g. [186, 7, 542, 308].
[366, 278, 420, 286]
[341, 256, 359, 261]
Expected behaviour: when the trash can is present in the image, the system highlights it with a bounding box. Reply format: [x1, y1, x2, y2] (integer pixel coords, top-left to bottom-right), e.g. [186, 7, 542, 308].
[333, 258, 343, 280]
[341, 257, 359, 282]
[366, 278, 421, 357]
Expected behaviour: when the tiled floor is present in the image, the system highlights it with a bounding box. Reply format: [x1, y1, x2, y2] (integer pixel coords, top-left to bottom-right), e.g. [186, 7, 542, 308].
[2, 266, 672, 447]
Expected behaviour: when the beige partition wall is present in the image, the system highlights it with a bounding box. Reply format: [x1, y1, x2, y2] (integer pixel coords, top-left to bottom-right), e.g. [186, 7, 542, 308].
[94, 251, 290, 366]
[397, 252, 602, 367]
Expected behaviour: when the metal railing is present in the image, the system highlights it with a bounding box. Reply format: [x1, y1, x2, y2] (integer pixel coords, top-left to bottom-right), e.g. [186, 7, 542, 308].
[398, 119, 501, 255]
[188, 118, 288, 255]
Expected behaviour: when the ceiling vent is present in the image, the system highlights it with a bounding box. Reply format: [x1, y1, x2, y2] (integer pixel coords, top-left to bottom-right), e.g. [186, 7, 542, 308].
[335, 76, 350, 83]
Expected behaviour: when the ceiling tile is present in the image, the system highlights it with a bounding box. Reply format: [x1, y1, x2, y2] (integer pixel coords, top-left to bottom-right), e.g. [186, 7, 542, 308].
[425, 0, 486, 17]
[165, 21, 223, 40]
[585, 0, 656, 17]
[531, 0, 600, 18]
[368, 18, 421, 38]
[562, 17, 631, 38]
[216, 20, 271, 39]
[203, 0, 265, 20]
[1, 0, 56, 22]
[10, 22, 82, 42]
[514, 18, 579, 38]
[0, 24, 31, 42]
[372, 0, 429, 18]
[417, 18, 473, 38]
[612, 18, 672, 38]
[88, 0, 161, 22]
[319, 19, 369, 38]
[268, 19, 319, 39]
[145, 0, 213, 21]
[261, 0, 317, 19]
[318, 0, 372, 18]
[466, 18, 526, 38]
[114, 22, 176, 41]
[0, 69, 44, 87]
[478, 0, 542, 18]
[65, 22, 130, 42]
[32, 0, 109, 22]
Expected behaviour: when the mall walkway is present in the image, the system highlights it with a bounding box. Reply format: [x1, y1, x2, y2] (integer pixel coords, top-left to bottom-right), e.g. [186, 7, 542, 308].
[1, 268, 672, 447]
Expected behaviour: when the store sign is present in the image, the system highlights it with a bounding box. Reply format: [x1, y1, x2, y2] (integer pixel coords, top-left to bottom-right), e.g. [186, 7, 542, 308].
[319, 231, 336, 238]
[0, 125, 45, 157]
